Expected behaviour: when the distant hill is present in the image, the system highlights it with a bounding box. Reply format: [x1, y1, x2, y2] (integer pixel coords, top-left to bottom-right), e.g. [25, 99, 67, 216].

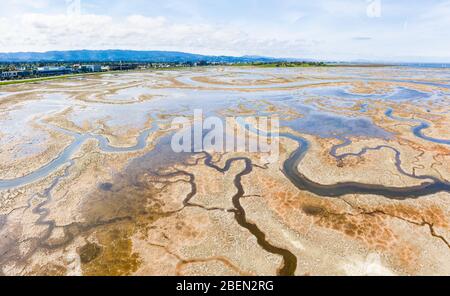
[0, 50, 287, 63]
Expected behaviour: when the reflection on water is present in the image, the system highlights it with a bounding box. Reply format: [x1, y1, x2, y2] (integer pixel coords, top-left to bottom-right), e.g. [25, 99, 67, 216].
[104, 86, 154, 101]
[284, 111, 392, 139]
[304, 86, 431, 101]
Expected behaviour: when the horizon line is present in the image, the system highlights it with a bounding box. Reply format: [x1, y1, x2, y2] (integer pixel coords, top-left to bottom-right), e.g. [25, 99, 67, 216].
[1, 49, 450, 65]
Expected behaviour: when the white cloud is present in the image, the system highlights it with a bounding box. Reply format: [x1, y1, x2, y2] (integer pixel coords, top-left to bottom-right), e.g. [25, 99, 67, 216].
[0, 13, 316, 57]
[0, 1, 449, 61]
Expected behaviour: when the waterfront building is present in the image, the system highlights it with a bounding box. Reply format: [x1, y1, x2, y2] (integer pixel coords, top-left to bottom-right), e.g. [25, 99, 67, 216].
[36, 66, 72, 76]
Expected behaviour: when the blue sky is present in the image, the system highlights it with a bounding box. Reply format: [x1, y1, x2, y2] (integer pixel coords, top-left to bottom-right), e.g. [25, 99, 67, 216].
[1, 0, 449, 62]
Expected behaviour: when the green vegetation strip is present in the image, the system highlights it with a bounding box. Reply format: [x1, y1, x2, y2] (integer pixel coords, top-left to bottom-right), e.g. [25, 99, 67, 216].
[232, 62, 329, 68]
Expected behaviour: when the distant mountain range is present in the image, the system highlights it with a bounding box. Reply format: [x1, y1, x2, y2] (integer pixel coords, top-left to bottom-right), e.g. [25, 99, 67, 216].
[0, 50, 291, 63]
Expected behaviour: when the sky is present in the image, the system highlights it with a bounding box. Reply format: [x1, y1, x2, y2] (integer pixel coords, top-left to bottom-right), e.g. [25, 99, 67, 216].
[0, 0, 449, 62]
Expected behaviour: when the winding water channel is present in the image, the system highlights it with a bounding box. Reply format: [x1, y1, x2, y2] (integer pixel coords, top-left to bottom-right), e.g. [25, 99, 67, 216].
[237, 117, 450, 200]
[385, 108, 450, 145]
[0, 121, 159, 189]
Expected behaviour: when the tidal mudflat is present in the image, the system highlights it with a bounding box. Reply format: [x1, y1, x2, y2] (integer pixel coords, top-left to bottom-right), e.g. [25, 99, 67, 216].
[0, 66, 449, 275]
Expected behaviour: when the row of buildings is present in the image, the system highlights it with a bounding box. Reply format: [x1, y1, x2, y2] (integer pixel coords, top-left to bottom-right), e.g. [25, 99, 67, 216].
[0, 63, 141, 81]
[0, 61, 221, 81]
